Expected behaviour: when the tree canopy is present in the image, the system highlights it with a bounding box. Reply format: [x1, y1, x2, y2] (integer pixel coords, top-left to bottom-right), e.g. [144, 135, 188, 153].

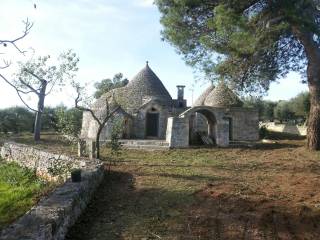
[94, 73, 128, 99]
[156, 0, 315, 92]
[156, 0, 320, 150]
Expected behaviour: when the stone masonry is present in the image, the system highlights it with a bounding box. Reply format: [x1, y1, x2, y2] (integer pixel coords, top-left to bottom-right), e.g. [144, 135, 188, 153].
[0, 142, 104, 240]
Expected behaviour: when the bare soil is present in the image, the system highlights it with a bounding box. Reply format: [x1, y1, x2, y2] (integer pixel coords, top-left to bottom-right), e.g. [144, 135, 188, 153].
[65, 137, 320, 240]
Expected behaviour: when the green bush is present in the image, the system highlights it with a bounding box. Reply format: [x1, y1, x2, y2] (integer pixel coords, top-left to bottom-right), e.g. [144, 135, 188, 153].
[259, 126, 269, 139]
[110, 120, 123, 158]
[55, 107, 83, 141]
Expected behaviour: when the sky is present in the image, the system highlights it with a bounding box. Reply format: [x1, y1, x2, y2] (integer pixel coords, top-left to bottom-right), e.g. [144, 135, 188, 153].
[0, 0, 309, 109]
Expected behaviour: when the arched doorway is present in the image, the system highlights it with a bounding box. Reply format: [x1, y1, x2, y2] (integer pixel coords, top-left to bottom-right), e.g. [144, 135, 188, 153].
[189, 109, 217, 145]
[146, 107, 160, 138]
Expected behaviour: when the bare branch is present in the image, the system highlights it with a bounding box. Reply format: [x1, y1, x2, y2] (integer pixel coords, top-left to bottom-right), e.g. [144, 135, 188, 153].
[0, 73, 39, 112]
[23, 68, 46, 82]
[18, 77, 40, 95]
[45, 82, 56, 96]
[74, 85, 120, 128]
[0, 19, 33, 55]
[0, 60, 11, 69]
[74, 87, 101, 125]
[0, 72, 36, 95]
[16, 90, 39, 112]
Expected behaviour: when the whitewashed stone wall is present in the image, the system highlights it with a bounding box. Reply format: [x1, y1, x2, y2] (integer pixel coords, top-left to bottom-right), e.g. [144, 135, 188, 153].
[262, 122, 307, 136]
[0, 142, 104, 240]
[166, 117, 189, 148]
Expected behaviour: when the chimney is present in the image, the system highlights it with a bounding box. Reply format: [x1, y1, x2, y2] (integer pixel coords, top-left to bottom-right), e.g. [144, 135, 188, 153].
[177, 85, 185, 100]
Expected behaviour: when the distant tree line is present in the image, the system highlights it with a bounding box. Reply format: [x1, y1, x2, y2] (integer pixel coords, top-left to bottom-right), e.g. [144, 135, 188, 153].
[0, 72, 128, 137]
[0, 106, 82, 136]
[243, 92, 310, 124]
[93, 73, 128, 99]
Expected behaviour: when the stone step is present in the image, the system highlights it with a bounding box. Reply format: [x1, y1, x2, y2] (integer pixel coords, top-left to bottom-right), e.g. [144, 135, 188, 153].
[118, 140, 170, 146]
[121, 144, 170, 150]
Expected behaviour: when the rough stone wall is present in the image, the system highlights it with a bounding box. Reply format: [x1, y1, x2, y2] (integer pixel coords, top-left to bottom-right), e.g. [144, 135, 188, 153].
[0, 142, 104, 240]
[262, 122, 307, 136]
[0, 142, 101, 180]
[183, 107, 229, 146]
[214, 119, 230, 147]
[132, 100, 171, 139]
[82, 108, 130, 141]
[166, 117, 189, 148]
[229, 108, 259, 141]
[193, 113, 209, 133]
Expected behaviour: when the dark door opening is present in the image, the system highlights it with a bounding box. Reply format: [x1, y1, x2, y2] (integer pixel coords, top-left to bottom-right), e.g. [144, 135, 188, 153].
[228, 117, 233, 141]
[146, 112, 159, 137]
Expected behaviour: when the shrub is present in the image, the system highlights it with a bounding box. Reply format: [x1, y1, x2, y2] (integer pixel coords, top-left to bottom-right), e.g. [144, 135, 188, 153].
[259, 126, 269, 139]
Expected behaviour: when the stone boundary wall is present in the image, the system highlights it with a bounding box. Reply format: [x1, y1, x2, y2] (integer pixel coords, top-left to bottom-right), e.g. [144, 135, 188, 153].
[0, 142, 101, 180]
[0, 142, 105, 240]
[262, 122, 307, 136]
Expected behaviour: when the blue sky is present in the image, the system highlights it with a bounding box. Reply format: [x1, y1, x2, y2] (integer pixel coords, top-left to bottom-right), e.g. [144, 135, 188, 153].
[0, 0, 308, 109]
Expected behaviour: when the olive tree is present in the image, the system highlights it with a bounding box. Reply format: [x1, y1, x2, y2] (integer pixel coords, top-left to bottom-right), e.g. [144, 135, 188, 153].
[0, 50, 79, 141]
[72, 82, 120, 159]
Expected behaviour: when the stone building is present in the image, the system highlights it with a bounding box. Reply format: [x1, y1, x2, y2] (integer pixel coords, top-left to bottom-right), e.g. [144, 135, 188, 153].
[81, 62, 259, 148]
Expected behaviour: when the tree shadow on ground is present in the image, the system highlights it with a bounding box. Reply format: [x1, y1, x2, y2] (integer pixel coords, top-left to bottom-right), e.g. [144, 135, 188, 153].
[135, 172, 228, 182]
[228, 142, 302, 150]
[66, 170, 320, 240]
[265, 131, 306, 140]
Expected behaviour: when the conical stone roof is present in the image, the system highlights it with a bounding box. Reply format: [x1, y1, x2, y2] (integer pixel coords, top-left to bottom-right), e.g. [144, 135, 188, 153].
[92, 63, 172, 114]
[204, 82, 243, 107]
[193, 85, 215, 106]
[126, 62, 172, 103]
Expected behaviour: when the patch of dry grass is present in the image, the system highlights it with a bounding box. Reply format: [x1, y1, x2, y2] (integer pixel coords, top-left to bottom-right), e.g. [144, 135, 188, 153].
[3, 132, 320, 239]
[68, 138, 320, 240]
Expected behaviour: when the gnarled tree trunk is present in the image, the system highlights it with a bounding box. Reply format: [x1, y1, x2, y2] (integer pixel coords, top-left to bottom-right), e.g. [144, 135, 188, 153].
[295, 29, 320, 150]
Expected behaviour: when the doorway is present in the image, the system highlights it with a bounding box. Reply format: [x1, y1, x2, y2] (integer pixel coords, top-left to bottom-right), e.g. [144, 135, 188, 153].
[227, 117, 233, 141]
[146, 111, 159, 137]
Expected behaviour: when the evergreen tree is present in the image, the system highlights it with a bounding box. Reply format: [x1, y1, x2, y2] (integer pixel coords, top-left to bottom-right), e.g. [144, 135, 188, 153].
[156, 0, 320, 150]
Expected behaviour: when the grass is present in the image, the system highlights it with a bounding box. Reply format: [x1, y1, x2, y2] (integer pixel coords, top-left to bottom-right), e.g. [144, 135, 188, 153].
[0, 160, 54, 230]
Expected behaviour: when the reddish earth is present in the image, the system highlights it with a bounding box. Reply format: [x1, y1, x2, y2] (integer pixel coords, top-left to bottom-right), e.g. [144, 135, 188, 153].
[8, 133, 319, 239]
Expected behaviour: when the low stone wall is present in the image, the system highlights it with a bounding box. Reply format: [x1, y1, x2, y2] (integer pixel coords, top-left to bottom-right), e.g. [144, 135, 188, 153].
[0, 142, 100, 180]
[262, 122, 307, 136]
[0, 142, 105, 240]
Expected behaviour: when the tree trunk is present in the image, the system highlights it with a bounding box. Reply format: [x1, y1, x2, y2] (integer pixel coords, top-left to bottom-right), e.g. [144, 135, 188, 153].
[95, 125, 103, 159]
[307, 83, 320, 150]
[34, 81, 47, 141]
[294, 29, 320, 150]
